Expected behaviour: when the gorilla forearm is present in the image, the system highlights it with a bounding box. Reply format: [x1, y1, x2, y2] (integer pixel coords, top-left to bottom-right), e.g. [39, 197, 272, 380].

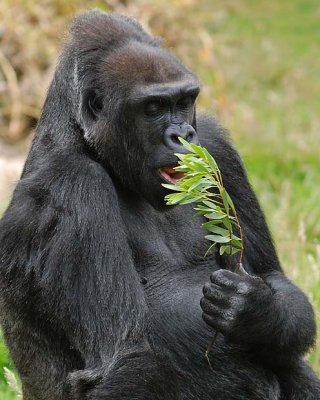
[258, 272, 316, 363]
[225, 271, 316, 365]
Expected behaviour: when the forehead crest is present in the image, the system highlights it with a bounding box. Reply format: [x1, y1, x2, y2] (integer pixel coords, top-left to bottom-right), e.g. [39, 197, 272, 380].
[102, 41, 191, 86]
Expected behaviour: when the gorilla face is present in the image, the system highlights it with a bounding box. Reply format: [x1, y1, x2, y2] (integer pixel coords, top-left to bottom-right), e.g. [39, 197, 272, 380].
[128, 75, 200, 206]
[81, 39, 200, 208]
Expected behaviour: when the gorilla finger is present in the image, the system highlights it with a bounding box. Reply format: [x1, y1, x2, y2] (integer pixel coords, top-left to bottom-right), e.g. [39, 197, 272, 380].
[200, 297, 229, 318]
[202, 282, 230, 305]
[201, 297, 239, 325]
[202, 313, 229, 334]
[200, 297, 219, 315]
[210, 269, 241, 290]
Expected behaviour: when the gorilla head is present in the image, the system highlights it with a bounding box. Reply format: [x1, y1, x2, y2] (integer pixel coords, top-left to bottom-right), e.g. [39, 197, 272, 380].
[55, 11, 200, 207]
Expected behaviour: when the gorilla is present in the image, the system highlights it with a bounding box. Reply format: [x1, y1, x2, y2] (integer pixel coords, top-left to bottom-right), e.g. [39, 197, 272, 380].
[0, 10, 319, 400]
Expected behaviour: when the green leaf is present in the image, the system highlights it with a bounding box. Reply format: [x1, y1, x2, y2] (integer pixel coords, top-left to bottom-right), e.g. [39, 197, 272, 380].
[178, 137, 195, 152]
[204, 242, 217, 257]
[166, 192, 190, 204]
[219, 245, 230, 255]
[221, 189, 230, 215]
[204, 213, 221, 219]
[174, 152, 194, 160]
[231, 238, 242, 247]
[225, 191, 236, 213]
[230, 247, 241, 255]
[203, 200, 217, 209]
[189, 161, 209, 173]
[162, 183, 184, 191]
[231, 234, 241, 241]
[174, 166, 188, 173]
[204, 213, 226, 219]
[202, 147, 219, 171]
[179, 175, 200, 188]
[204, 234, 231, 243]
[188, 179, 210, 192]
[203, 224, 230, 236]
[190, 144, 208, 160]
[194, 206, 213, 213]
[203, 212, 226, 220]
[221, 217, 232, 230]
[178, 195, 202, 205]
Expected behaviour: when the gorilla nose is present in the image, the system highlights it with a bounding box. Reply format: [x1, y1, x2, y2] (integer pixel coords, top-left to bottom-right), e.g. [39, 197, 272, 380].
[164, 124, 199, 150]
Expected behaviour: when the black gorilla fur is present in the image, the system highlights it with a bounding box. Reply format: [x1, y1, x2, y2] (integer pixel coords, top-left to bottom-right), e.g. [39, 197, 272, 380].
[0, 10, 319, 400]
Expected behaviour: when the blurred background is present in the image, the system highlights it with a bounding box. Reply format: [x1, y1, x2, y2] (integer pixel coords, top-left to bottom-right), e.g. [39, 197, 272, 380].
[0, 0, 319, 397]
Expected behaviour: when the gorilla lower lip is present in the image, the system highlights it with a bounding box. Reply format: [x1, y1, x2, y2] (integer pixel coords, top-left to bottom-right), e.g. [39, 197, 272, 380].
[160, 165, 185, 184]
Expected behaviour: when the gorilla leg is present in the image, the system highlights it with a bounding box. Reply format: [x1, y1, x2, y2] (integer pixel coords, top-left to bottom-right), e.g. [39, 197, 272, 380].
[68, 348, 178, 400]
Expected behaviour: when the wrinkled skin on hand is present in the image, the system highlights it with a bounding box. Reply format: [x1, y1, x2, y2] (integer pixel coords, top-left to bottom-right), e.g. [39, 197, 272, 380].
[201, 268, 274, 344]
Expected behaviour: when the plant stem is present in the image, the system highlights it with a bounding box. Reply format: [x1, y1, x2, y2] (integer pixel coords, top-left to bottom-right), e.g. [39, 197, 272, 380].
[204, 331, 218, 369]
[232, 207, 244, 270]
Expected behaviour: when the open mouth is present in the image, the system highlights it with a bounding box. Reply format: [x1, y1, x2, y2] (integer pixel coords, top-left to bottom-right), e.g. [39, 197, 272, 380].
[159, 163, 185, 184]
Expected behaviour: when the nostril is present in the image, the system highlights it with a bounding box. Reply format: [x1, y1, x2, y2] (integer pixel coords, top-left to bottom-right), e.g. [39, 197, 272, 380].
[186, 131, 194, 143]
[164, 124, 198, 148]
[171, 134, 181, 144]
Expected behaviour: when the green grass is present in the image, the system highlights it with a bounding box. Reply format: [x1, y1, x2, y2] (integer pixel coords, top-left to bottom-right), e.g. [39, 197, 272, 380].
[0, 384, 16, 400]
[0, 331, 17, 399]
[194, 0, 320, 371]
[0, 0, 319, 397]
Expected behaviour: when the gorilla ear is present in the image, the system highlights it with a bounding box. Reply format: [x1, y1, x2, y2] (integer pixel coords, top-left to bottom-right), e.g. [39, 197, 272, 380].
[82, 89, 103, 121]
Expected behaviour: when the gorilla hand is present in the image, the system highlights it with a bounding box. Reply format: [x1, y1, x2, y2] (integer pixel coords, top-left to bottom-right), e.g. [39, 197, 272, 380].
[200, 268, 274, 347]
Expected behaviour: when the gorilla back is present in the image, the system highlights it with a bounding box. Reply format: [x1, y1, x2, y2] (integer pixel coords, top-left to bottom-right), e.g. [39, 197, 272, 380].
[0, 10, 319, 400]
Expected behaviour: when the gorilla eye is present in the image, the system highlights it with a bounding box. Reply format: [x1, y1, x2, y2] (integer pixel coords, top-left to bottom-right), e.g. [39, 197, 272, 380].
[144, 100, 163, 117]
[176, 96, 194, 109]
[88, 95, 103, 118]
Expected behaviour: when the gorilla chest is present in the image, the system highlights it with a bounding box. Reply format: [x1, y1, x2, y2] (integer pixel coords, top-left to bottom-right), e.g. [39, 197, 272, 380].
[127, 210, 217, 360]
[122, 201, 216, 282]
[120, 199, 218, 335]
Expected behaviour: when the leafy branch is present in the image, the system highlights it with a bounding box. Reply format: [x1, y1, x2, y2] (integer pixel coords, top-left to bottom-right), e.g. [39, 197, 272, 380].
[163, 137, 243, 267]
[162, 137, 244, 365]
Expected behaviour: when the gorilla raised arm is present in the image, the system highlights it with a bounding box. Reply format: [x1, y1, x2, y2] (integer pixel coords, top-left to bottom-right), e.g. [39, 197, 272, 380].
[0, 10, 319, 400]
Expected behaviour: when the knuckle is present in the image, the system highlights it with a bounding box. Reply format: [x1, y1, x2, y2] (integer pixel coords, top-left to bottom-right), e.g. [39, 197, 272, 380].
[202, 312, 216, 329]
[203, 284, 227, 305]
[200, 297, 206, 308]
[200, 297, 219, 316]
[211, 269, 235, 288]
[202, 282, 211, 296]
[229, 295, 241, 308]
[210, 269, 225, 283]
[200, 297, 211, 313]
[213, 289, 223, 301]
[202, 312, 210, 324]
[219, 319, 231, 334]
[230, 294, 246, 311]
[236, 281, 251, 295]
[223, 308, 236, 322]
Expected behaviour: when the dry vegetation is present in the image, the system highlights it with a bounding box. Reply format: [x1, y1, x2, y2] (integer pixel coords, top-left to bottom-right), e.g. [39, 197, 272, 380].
[0, 0, 200, 143]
